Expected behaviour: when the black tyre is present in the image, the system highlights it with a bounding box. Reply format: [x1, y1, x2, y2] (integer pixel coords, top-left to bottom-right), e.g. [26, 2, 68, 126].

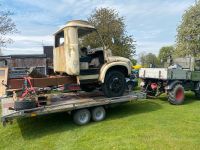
[80, 84, 96, 92]
[14, 100, 37, 111]
[168, 84, 184, 105]
[73, 109, 91, 125]
[102, 70, 126, 98]
[91, 106, 106, 122]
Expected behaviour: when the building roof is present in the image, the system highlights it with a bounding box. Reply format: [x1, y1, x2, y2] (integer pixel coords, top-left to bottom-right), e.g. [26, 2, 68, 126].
[54, 20, 96, 35]
[0, 54, 47, 59]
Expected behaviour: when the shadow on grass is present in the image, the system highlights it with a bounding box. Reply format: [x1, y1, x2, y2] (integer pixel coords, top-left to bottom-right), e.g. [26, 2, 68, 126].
[106, 101, 161, 120]
[17, 100, 161, 140]
[17, 112, 77, 140]
[152, 92, 197, 105]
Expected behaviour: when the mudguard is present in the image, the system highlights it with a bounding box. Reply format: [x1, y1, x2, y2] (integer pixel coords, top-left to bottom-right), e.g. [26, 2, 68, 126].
[165, 80, 182, 90]
[99, 62, 131, 83]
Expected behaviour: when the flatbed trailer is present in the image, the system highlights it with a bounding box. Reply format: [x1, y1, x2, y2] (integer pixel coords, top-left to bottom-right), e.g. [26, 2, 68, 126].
[1, 91, 146, 126]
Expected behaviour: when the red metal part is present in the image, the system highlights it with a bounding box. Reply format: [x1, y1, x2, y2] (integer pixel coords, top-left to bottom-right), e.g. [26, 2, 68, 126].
[176, 88, 184, 101]
[151, 83, 158, 90]
[21, 77, 36, 99]
[8, 76, 77, 90]
[65, 84, 81, 91]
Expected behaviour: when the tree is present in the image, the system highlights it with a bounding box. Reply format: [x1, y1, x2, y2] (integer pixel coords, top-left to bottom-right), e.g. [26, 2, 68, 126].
[158, 46, 174, 64]
[139, 52, 160, 68]
[82, 7, 136, 59]
[0, 5, 17, 53]
[176, 1, 200, 57]
[131, 59, 137, 66]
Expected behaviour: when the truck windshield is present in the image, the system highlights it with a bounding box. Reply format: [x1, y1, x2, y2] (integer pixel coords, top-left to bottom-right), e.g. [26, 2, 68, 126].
[78, 28, 103, 49]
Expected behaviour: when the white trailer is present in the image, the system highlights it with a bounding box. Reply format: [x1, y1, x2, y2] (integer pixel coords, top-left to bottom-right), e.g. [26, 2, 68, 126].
[139, 68, 191, 80]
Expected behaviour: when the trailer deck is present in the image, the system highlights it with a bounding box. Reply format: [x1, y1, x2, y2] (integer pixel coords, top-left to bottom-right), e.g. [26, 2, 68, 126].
[1, 91, 146, 126]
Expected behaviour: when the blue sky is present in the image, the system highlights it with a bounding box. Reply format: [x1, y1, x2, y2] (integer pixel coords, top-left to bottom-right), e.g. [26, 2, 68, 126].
[1, 0, 196, 57]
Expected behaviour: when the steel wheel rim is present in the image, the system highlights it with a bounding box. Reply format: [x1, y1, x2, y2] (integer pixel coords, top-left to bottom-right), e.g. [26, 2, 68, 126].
[176, 88, 184, 101]
[79, 112, 89, 123]
[95, 110, 104, 120]
[109, 77, 123, 93]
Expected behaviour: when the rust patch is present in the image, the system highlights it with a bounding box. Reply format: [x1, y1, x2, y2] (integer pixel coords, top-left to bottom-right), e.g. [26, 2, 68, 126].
[8, 76, 77, 89]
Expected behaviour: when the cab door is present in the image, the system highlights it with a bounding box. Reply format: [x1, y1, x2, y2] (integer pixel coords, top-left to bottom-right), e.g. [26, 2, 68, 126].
[0, 67, 8, 97]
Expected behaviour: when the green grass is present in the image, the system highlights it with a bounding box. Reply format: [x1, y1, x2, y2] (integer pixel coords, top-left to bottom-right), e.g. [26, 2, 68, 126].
[0, 92, 200, 150]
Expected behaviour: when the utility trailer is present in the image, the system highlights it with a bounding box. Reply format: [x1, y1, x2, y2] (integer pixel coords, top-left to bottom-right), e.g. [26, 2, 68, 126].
[1, 91, 146, 126]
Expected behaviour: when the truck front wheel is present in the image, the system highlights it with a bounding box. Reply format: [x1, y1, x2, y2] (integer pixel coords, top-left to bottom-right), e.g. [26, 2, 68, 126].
[102, 70, 126, 98]
[168, 84, 184, 105]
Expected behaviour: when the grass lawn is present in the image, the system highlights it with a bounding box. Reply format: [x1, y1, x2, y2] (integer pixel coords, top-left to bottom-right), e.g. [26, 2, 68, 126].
[0, 92, 200, 150]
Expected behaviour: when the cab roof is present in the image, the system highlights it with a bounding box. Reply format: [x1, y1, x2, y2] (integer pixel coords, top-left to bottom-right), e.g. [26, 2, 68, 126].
[54, 20, 96, 35]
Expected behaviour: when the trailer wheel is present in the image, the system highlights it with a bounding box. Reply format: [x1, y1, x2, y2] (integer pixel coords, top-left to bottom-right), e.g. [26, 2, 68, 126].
[102, 70, 126, 98]
[92, 106, 106, 122]
[73, 109, 91, 125]
[14, 100, 37, 111]
[168, 84, 184, 105]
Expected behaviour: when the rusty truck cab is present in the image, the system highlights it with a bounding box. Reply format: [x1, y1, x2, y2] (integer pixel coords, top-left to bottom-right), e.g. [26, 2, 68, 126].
[54, 20, 106, 83]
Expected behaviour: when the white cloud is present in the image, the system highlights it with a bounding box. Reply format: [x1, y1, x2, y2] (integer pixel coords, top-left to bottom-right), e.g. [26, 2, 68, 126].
[3, 34, 53, 55]
[2, 47, 44, 55]
[3, 0, 194, 55]
[136, 41, 174, 54]
[7, 35, 53, 43]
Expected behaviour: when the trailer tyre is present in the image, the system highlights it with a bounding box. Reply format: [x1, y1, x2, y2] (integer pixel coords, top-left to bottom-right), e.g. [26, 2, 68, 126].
[168, 84, 184, 105]
[14, 100, 37, 111]
[73, 109, 91, 125]
[102, 70, 126, 98]
[92, 106, 106, 122]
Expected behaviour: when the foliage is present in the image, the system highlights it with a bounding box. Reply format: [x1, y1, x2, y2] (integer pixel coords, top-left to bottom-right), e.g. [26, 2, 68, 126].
[139, 52, 160, 67]
[158, 46, 174, 65]
[0, 5, 17, 52]
[176, 1, 200, 57]
[82, 7, 136, 59]
[131, 59, 137, 65]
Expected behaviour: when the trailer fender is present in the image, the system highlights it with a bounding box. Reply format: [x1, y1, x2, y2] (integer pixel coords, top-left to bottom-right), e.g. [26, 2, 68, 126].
[165, 81, 182, 90]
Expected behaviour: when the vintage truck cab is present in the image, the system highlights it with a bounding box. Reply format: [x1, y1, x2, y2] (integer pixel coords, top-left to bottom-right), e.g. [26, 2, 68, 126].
[53, 20, 132, 97]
